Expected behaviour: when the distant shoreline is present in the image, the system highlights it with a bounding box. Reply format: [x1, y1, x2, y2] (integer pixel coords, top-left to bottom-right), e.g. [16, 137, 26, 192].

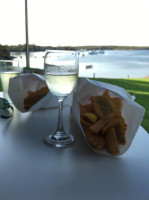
[1, 44, 149, 60]
[1, 44, 149, 53]
[73, 45, 149, 50]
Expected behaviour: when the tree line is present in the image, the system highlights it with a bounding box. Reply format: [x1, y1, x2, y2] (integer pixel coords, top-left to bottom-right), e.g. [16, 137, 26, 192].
[1, 44, 149, 60]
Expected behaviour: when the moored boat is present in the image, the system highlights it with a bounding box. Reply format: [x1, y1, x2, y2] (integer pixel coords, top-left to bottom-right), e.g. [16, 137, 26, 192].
[89, 50, 104, 55]
[86, 65, 93, 69]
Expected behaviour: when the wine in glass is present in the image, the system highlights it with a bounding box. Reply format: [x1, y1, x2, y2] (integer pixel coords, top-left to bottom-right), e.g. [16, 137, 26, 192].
[44, 50, 79, 148]
[0, 60, 23, 102]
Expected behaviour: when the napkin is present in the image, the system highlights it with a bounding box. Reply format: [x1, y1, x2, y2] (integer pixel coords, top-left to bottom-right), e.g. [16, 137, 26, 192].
[8, 73, 72, 112]
[71, 78, 145, 156]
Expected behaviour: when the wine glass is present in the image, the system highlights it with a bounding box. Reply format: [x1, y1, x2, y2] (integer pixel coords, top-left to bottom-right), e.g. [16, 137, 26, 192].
[0, 60, 23, 102]
[44, 50, 79, 148]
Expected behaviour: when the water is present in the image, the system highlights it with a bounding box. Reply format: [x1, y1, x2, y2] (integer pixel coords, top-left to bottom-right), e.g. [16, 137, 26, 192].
[11, 50, 149, 78]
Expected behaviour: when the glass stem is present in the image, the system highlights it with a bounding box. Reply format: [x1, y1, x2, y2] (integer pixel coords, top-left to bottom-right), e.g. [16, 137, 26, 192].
[56, 98, 65, 134]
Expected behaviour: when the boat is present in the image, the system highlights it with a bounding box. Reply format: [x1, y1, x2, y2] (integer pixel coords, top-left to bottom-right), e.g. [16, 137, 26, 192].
[78, 50, 88, 57]
[86, 65, 93, 69]
[89, 50, 104, 55]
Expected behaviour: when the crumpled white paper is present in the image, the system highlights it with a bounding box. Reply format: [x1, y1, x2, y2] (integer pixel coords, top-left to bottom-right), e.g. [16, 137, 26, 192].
[8, 73, 72, 112]
[71, 78, 145, 156]
[8, 74, 145, 156]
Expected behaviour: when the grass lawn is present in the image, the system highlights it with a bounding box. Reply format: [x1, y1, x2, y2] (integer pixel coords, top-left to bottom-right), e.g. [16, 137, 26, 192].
[0, 77, 149, 133]
[90, 78, 149, 133]
[0, 80, 2, 91]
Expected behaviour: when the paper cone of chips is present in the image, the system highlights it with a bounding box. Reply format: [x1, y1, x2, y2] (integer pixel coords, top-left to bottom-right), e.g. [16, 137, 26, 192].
[72, 78, 145, 156]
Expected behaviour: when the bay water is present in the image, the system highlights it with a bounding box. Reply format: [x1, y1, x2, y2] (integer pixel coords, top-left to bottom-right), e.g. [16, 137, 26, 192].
[11, 50, 149, 79]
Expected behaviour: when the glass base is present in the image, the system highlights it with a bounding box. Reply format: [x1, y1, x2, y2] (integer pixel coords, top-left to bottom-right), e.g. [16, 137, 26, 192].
[44, 132, 75, 148]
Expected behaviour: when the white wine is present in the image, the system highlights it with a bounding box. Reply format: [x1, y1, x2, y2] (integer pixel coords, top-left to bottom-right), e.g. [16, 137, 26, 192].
[43, 51, 78, 148]
[0, 72, 21, 99]
[45, 73, 78, 97]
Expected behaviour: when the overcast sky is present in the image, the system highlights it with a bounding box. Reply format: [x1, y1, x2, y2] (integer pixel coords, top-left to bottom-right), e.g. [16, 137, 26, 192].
[0, 0, 149, 46]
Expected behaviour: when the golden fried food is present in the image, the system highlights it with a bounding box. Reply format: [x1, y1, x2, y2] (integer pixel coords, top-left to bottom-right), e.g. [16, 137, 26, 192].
[86, 130, 105, 150]
[89, 112, 119, 134]
[79, 103, 94, 116]
[91, 95, 120, 154]
[80, 90, 127, 155]
[82, 112, 97, 124]
[24, 86, 49, 110]
[114, 119, 127, 145]
[80, 118, 92, 127]
[105, 128, 120, 155]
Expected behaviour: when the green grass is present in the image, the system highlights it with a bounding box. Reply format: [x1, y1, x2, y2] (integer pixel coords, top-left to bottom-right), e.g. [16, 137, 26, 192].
[90, 78, 149, 133]
[0, 79, 2, 91]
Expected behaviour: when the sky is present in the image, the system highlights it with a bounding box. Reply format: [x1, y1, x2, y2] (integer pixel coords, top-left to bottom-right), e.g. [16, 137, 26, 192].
[0, 0, 149, 46]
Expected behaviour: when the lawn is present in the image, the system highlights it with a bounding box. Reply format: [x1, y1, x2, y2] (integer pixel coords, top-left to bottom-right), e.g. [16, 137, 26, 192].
[0, 77, 149, 133]
[0, 80, 2, 91]
[90, 78, 149, 133]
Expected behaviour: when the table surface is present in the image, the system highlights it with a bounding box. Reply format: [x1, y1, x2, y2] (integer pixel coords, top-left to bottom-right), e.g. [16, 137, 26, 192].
[0, 98, 149, 200]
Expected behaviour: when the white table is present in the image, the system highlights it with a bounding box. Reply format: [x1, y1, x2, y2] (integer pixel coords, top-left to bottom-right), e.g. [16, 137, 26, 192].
[0, 101, 149, 200]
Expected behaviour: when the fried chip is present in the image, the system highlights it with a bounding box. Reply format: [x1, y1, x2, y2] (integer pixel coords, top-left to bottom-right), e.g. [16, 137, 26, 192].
[80, 118, 92, 127]
[105, 128, 120, 155]
[24, 86, 49, 110]
[89, 112, 120, 134]
[80, 90, 127, 155]
[80, 103, 94, 116]
[86, 130, 105, 150]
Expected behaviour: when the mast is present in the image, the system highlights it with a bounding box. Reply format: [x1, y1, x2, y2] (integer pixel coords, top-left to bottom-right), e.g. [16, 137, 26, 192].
[25, 0, 30, 67]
